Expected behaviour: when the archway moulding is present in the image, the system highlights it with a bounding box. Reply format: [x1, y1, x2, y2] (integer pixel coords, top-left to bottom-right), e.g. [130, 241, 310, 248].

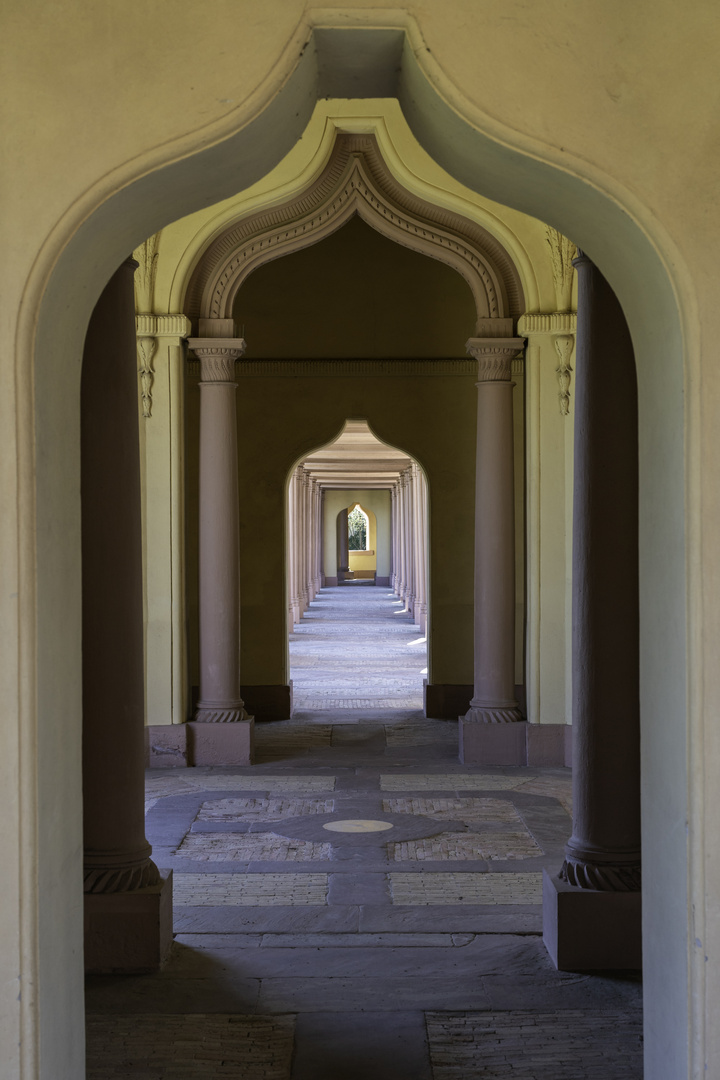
[15, 12, 690, 1080]
[183, 133, 525, 334]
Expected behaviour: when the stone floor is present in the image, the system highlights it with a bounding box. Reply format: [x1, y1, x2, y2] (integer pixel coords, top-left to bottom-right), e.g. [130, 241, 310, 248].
[289, 584, 427, 709]
[86, 586, 643, 1078]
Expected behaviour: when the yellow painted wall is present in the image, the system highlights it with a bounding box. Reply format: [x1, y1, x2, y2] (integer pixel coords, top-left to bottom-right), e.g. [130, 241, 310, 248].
[347, 503, 377, 574]
[322, 491, 392, 577]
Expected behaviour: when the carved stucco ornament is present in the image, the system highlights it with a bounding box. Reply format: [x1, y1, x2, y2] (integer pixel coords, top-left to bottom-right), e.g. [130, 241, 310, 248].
[546, 226, 577, 312]
[553, 333, 575, 416]
[185, 135, 526, 332]
[136, 335, 158, 418]
[133, 232, 160, 314]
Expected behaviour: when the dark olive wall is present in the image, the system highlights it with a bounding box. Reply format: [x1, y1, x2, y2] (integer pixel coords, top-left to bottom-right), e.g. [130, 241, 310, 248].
[185, 221, 482, 695]
[232, 215, 477, 359]
[185, 372, 478, 689]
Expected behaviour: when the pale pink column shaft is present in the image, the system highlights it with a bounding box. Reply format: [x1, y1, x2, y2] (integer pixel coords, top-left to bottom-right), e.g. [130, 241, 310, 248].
[465, 339, 524, 724]
[190, 337, 249, 723]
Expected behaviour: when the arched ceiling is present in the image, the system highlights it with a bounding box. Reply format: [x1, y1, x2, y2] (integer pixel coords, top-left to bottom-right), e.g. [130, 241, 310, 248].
[301, 419, 413, 489]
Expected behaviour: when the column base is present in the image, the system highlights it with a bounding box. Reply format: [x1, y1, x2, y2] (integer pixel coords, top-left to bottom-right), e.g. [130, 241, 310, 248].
[194, 703, 251, 723]
[187, 718, 254, 765]
[84, 870, 173, 974]
[459, 717, 527, 764]
[542, 870, 642, 970]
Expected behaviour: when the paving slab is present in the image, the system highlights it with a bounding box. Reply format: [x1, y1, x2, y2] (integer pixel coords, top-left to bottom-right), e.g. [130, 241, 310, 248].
[89, 586, 642, 1077]
[291, 1012, 432, 1080]
[257, 975, 493, 1013]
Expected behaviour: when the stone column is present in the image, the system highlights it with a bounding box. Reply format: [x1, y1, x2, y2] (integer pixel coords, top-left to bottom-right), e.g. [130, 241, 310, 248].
[316, 484, 323, 594]
[414, 465, 428, 634]
[81, 257, 172, 972]
[299, 469, 308, 611]
[337, 505, 349, 578]
[293, 470, 304, 617]
[543, 254, 641, 970]
[288, 470, 297, 631]
[187, 334, 253, 766]
[405, 467, 416, 616]
[397, 472, 407, 600]
[459, 337, 526, 765]
[309, 477, 318, 601]
[390, 486, 397, 591]
[319, 488, 326, 588]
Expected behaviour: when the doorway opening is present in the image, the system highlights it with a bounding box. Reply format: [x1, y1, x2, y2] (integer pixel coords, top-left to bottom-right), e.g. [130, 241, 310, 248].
[287, 419, 429, 712]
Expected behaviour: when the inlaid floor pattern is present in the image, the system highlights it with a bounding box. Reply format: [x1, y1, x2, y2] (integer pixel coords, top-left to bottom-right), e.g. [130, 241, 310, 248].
[87, 586, 641, 1079]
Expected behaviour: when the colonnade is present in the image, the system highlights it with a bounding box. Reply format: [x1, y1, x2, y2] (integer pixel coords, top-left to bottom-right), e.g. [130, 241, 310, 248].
[390, 464, 428, 634]
[288, 466, 323, 630]
[81, 250, 639, 975]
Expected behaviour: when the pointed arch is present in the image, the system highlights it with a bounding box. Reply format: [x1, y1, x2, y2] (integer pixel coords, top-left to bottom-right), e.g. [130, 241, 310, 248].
[183, 134, 525, 332]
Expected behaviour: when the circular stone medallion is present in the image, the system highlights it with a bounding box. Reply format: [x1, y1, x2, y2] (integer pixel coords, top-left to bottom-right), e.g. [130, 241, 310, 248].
[323, 819, 394, 834]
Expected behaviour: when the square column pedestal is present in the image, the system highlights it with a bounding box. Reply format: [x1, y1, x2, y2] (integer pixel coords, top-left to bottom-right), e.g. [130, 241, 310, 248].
[187, 719, 254, 765]
[84, 871, 173, 974]
[542, 870, 642, 970]
[459, 719, 571, 766]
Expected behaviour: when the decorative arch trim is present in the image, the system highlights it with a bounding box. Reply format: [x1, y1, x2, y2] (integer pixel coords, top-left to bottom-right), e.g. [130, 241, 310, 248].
[184, 134, 524, 331]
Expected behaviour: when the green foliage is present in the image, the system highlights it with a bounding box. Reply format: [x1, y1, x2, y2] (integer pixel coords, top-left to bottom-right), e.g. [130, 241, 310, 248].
[348, 506, 368, 550]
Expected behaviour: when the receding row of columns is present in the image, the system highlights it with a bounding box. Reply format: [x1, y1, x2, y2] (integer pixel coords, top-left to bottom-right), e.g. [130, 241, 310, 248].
[391, 463, 428, 634]
[80, 252, 640, 975]
[288, 467, 323, 629]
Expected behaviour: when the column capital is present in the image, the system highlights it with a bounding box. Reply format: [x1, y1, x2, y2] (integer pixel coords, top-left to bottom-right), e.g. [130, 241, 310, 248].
[466, 337, 525, 382]
[189, 337, 246, 382]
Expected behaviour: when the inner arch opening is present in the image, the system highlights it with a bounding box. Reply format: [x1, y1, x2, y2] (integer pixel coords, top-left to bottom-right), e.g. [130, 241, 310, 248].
[288, 419, 429, 712]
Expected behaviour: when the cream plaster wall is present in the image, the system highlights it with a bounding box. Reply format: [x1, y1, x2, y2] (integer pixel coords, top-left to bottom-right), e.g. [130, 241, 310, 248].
[324, 491, 391, 577]
[2, 5, 717, 1079]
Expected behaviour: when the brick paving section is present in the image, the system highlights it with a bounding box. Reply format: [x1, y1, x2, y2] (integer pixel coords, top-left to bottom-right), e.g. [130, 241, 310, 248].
[173, 872, 328, 906]
[150, 775, 337, 797]
[380, 774, 535, 792]
[298, 696, 423, 708]
[190, 775, 337, 793]
[197, 797, 335, 822]
[391, 831, 542, 862]
[390, 872, 543, 905]
[86, 1014, 295, 1080]
[175, 833, 333, 862]
[383, 797, 523, 825]
[426, 1010, 643, 1078]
